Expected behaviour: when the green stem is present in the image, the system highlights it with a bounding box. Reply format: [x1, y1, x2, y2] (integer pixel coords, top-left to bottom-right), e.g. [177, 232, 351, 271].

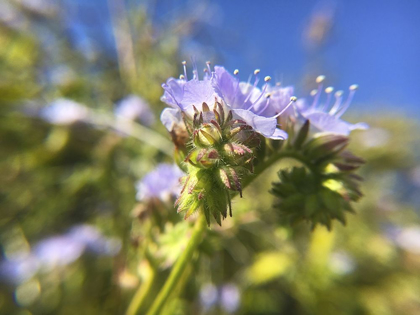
[145, 215, 207, 315]
[125, 264, 156, 315]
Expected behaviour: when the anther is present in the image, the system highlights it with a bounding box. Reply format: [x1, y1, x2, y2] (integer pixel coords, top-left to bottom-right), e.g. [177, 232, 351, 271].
[179, 74, 185, 80]
[206, 61, 211, 65]
[234, 69, 239, 75]
[290, 96, 297, 102]
[254, 69, 260, 75]
[265, 93, 272, 99]
[349, 84, 358, 91]
[264, 76, 271, 82]
[325, 86, 334, 94]
[316, 75, 326, 84]
[335, 90, 343, 97]
[310, 89, 318, 97]
[276, 82, 281, 86]
[182, 61, 187, 65]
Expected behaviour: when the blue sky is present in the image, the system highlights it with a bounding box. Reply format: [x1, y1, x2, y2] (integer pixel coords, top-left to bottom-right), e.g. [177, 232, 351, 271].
[64, 0, 420, 117]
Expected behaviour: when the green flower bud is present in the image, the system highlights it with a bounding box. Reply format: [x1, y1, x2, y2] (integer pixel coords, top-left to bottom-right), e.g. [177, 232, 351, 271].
[271, 147, 365, 230]
[175, 101, 260, 226]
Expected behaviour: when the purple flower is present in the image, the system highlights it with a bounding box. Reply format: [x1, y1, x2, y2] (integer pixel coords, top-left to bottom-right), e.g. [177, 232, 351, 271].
[199, 283, 218, 309]
[199, 282, 241, 313]
[160, 62, 295, 140]
[136, 164, 184, 202]
[0, 253, 39, 284]
[160, 61, 217, 131]
[67, 225, 121, 256]
[296, 76, 368, 135]
[115, 95, 155, 126]
[33, 236, 85, 271]
[212, 66, 293, 140]
[41, 98, 90, 125]
[220, 283, 241, 313]
[0, 225, 120, 284]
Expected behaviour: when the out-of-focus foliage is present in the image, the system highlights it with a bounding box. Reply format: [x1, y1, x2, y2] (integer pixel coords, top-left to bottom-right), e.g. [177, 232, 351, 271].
[1, 1, 420, 315]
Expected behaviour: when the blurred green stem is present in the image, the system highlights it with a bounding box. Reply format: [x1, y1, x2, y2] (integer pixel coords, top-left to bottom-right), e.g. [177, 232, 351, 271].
[126, 263, 155, 315]
[144, 215, 207, 315]
[88, 111, 174, 156]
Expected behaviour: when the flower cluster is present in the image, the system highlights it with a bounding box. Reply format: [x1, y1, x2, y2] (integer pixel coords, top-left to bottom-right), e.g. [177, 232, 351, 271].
[159, 61, 367, 228]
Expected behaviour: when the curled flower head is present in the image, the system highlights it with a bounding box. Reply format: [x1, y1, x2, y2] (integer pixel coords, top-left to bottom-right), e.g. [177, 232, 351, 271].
[136, 164, 184, 202]
[212, 66, 295, 140]
[296, 76, 368, 135]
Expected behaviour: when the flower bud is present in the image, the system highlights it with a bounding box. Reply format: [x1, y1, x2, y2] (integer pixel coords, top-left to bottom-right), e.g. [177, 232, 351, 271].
[175, 102, 260, 225]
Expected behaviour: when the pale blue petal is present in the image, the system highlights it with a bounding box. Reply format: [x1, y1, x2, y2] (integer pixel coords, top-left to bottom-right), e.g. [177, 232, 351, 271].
[271, 128, 288, 140]
[305, 112, 361, 136]
[160, 108, 182, 131]
[233, 109, 277, 138]
[180, 79, 216, 110]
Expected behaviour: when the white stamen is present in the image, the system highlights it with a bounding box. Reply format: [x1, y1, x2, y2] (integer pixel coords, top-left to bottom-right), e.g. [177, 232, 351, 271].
[182, 61, 188, 81]
[206, 61, 212, 73]
[329, 90, 344, 115]
[243, 70, 261, 104]
[321, 87, 334, 111]
[335, 85, 358, 118]
[272, 96, 297, 118]
[311, 75, 325, 109]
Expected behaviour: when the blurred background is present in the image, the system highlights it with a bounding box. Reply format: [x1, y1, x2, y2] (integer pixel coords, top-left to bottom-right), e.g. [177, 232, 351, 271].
[1, 0, 419, 314]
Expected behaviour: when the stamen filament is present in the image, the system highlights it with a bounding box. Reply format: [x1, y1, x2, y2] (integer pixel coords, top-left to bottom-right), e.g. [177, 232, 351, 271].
[246, 76, 271, 111]
[311, 75, 325, 109]
[335, 85, 358, 118]
[272, 96, 297, 118]
[182, 61, 188, 81]
[329, 90, 344, 115]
